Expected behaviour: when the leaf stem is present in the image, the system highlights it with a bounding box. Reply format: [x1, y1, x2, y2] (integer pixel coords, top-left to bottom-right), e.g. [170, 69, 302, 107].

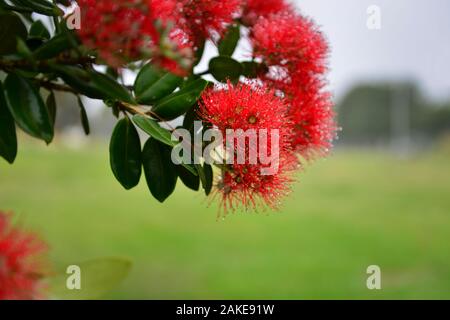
[195, 70, 210, 76]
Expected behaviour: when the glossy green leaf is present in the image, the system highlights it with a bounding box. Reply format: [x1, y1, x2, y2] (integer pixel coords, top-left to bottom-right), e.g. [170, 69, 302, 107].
[0, 1, 33, 14]
[33, 33, 71, 60]
[77, 96, 90, 135]
[218, 24, 240, 57]
[176, 165, 200, 191]
[26, 37, 45, 52]
[242, 61, 268, 79]
[9, 0, 62, 16]
[195, 163, 213, 196]
[50, 65, 103, 99]
[0, 12, 27, 56]
[182, 105, 197, 131]
[203, 163, 213, 195]
[109, 117, 142, 190]
[194, 39, 205, 66]
[152, 78, 208, 120]
[132, 115, 176, 147]
[4, 74, 53, 144]
[46, 91, 57, 127]
[50, 65, 134, 103]
[134, 63, 182, 104]
[241, 61, 259, 78]
[48, 257, 132, 300]
[209, 56, 243, 83]
[87, 70, 134, 103]
[132, 115, 197, 176]
[142, 138, 178, 203]
[0, 81, 17, 164]
[29, 20, 50, 39]
[16, 37, 33, 60]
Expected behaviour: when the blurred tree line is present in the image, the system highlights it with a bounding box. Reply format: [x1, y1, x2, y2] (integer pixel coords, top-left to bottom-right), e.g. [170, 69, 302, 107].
[337, 82, 450, 148]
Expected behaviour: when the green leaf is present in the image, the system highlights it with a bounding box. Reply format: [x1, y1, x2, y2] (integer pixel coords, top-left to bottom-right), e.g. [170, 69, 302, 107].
[25, 37, 44, 52]
[132, 115, 176, 147]
[29, 20, 50, 39]
[50, 65, 134, 103]
[203, 163, 213, 195]
[176, 165, 200, 191]
[242, 61, 268, 79]
[133, 115, 197, 176]
[183, 105, 197, 131]
[241, 61, 259, 78]
[77, 96, 90, 135]
[218, 24, 240, 57]
[33, 33, 71, 60]
[48, 257, 132, 300]
[0, 81, 17, 164]
[16, 37, 33, 60]
[9, 0, 62, 16]
[4, 74, 54, 144]
[195, 163, 214, 196]
[87, 70, 134, 103]
[134, 63, 182, 104]
[209, 56, 243, 83]
[109, 117, 142, 190]
[142, 138, 178, 203]
[152, 78, 208, 120]
[46, 91, 57, 127]
[0, 1, 33, 14]
[194, 39, 205, 66]
[106, 67, 119, 80]
[0, 12, 27, 56]
[49, 65, 103, 99]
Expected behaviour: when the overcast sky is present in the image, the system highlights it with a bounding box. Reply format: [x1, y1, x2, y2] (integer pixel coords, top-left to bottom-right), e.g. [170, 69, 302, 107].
[292, 0, 450, 100]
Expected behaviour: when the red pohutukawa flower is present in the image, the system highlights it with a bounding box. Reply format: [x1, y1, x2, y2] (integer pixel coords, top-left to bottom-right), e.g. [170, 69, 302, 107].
[251, 10, 328, 88]
[250, 9, 336, 156]
[0, 212, 49, 300]
[242, 0, 291, 25]
[199, 82, 298, 213]
[289, 81, 336, 156]
[77, 0, 156, 66]
[76, 0, 193, 73]
[174, 0, 242, 45]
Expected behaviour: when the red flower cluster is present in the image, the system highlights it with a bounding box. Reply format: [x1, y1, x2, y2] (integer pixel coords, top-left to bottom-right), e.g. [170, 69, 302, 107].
[77, 0, 157, 66]
[197, 3, 336, 212]
[173, 0, 241, 45]
[251, 10, 336, 156]
[76, 0, 241, 72]
[200, 82, 298, 212]
[241, 0, 291, 25]
[0, 212, 48, 300]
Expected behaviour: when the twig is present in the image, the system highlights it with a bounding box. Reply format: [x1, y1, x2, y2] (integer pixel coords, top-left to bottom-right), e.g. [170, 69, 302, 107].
[0, 56, 96, 71]
[36, 79, 77, 94]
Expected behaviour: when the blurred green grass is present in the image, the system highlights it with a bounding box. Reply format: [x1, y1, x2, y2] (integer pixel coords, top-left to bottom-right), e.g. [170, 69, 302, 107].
[1, 142, 450, 299]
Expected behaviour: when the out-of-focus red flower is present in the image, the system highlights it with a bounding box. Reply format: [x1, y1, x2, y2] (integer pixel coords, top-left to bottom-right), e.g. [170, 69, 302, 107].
[175, 0, 242, 45]
[242, 0, 291, 25]
[251, 10, 328, 88]
[0, 212, 48, 300]
[77, 0, 156, 66]
[199, 82, 297, 213]
[289, 80, 336, 157]
[76, 0, 193, 74]
[250, 10, 336, 156]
